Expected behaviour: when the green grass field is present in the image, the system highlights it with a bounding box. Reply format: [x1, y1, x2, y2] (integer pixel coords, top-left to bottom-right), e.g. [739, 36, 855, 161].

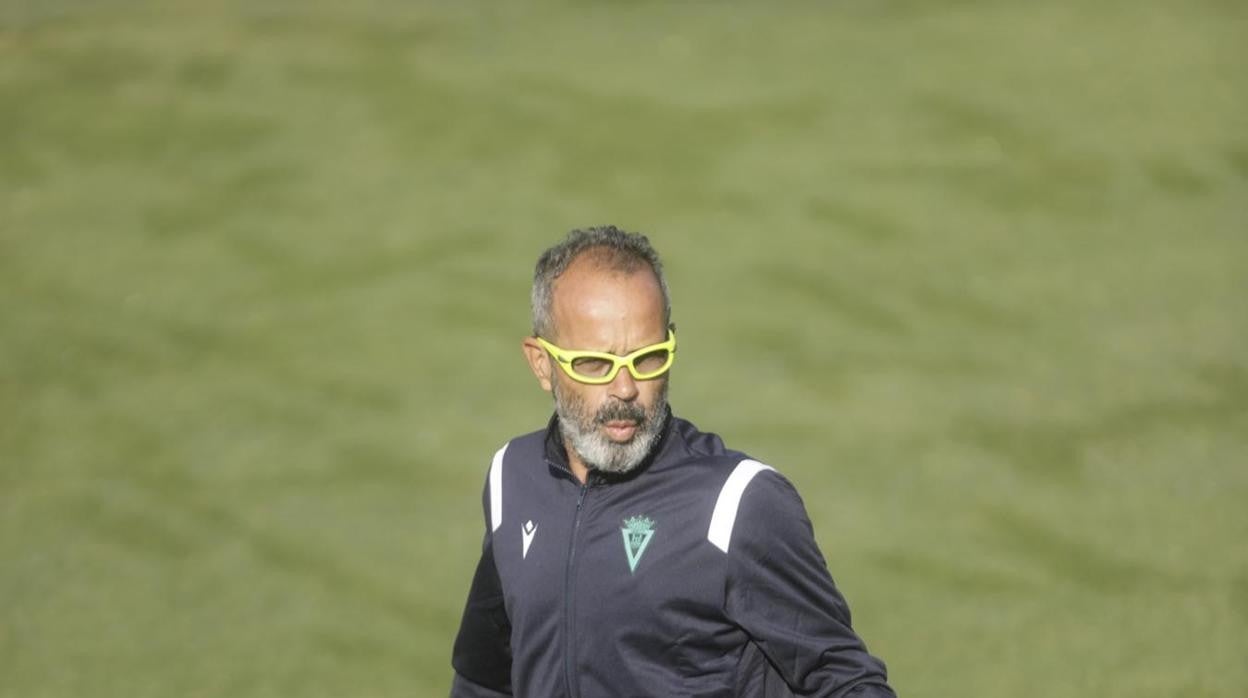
[2, 1, 1245, 696]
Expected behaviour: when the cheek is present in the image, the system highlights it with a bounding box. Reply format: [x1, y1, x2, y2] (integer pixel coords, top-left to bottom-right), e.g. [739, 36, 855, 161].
[556, 377, 603, 410]
[637, 379, 667, 407]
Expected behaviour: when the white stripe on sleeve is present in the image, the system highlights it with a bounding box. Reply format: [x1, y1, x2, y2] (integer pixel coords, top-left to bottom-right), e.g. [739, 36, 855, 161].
[707, 459, 775, 553]
[489, 443, 509, 532]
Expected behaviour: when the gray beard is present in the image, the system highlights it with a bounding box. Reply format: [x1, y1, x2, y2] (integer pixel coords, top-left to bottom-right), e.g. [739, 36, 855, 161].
[552, 379, 668, 475]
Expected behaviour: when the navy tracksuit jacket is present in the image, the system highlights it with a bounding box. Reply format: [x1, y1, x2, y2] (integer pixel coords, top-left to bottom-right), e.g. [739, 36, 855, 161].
[451, 412, 895, 697]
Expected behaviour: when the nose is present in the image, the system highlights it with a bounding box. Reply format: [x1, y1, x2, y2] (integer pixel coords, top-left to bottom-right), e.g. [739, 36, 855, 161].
[608, 365, 640, 402]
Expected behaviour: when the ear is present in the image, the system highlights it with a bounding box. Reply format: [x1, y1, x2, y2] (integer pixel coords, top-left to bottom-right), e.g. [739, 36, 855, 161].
[522, 337, 554, 392]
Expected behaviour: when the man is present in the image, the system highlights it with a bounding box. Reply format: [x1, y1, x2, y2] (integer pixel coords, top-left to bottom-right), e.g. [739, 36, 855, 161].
[450, 226, 895, 697]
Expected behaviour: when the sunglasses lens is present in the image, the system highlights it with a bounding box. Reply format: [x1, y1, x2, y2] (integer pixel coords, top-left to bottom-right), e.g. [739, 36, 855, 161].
[632, 348, 672, 377]
[570, 356, 615, 381]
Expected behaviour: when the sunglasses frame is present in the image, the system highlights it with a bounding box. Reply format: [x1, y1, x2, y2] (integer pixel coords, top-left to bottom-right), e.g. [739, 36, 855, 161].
[535, 329, 677, 385]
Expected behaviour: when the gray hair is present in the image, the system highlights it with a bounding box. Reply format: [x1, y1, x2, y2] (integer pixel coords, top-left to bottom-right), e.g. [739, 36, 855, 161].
[531, 225, 671, 339]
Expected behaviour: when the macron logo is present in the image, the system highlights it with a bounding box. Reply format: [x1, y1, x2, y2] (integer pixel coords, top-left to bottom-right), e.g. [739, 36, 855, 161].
[522, 520, 537, 559]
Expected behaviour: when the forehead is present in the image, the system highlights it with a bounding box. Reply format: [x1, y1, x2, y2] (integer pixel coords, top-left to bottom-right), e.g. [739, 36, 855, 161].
[549, 257, 665, 348]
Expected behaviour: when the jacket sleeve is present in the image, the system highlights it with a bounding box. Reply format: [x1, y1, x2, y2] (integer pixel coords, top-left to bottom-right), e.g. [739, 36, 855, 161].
[450, 483, 513, 697]
[723, 471, 896, 697]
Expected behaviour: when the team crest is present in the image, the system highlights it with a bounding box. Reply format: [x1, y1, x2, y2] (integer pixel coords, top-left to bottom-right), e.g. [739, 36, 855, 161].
[620, 515, 656, 573]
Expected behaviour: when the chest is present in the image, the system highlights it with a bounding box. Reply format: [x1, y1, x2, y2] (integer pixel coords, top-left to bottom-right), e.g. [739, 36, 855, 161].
[493, 474, 730, 635]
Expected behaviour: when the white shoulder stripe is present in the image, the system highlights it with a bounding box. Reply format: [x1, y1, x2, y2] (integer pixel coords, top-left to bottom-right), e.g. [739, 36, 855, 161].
[489, 443, 509, 532]
[708, 459, 775, 553]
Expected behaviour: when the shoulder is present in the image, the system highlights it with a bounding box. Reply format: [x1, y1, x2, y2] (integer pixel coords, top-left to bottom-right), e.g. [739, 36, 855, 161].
[482, 426, 548, 479]
[705, 458, 809, 553]
[498, 427, 547, 462]
[479, 427, 550, 530]
[656, 415, 749, 479]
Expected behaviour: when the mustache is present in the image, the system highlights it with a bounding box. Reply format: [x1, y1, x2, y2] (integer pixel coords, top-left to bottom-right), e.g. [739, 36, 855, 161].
[595, 400, 646, 425]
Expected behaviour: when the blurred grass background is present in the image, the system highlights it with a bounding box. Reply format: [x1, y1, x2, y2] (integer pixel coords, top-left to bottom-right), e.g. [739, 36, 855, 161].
[1, 0, 1245, 696]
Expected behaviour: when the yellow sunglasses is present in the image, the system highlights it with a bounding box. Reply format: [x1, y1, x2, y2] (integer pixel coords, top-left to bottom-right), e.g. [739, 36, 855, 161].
[536, 329, 677, 385]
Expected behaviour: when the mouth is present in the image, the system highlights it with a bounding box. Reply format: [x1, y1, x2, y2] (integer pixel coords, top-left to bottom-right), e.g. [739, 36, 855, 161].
[601, 420, 639, 442]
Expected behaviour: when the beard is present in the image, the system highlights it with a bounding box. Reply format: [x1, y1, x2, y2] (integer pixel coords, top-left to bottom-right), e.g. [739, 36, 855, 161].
[552, 378, 668, 476]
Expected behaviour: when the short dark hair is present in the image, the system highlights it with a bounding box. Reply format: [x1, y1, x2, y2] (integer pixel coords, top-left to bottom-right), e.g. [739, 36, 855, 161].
[531, 225, 671, 338]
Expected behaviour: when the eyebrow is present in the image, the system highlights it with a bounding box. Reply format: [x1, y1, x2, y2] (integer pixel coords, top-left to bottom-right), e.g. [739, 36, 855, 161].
[609, 333, 670, 356]
[566, 333, 667, 356]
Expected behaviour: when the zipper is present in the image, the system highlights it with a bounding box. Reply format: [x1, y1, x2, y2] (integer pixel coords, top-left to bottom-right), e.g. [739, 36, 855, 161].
[563, 481, 589, 698]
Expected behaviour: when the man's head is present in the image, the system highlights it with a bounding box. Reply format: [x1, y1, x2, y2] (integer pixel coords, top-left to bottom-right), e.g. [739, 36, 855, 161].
[522, 226, 673, 477]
